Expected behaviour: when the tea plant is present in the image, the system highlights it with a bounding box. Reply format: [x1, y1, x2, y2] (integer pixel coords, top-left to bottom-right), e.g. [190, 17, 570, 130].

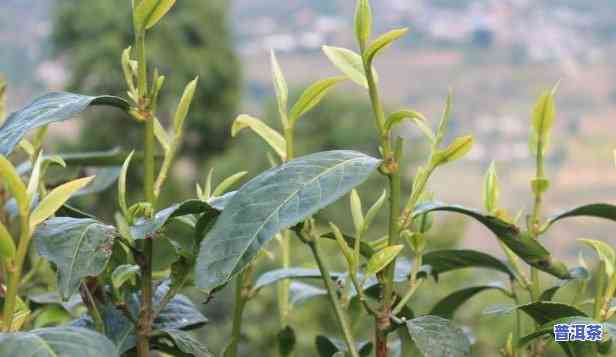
[1, 1, 616, 357]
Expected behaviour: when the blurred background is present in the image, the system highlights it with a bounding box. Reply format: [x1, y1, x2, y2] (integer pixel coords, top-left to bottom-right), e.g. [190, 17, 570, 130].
[2, 0, 616, 355]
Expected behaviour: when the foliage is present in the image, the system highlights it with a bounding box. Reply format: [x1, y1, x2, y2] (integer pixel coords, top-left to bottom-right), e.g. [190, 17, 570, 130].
[0, 1, 616, 357]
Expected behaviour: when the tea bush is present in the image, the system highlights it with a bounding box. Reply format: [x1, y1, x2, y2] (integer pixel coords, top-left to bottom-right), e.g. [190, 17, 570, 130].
[1, 1, 615, 357]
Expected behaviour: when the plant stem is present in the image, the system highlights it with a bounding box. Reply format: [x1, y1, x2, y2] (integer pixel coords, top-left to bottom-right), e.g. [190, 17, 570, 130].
[393, 253, 422, 315]
[228, 273, 248, 357]
[308, 241, 359, 357]
[2, 214, 30, 331]
[81, 282, 105, 334]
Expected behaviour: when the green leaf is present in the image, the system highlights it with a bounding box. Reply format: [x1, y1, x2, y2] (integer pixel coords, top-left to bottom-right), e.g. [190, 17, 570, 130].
[365, 245, 404, 276]
[289, 76, 347, 124]
[0, 155, 28, 216]
[118, 151, 134, 217]
[544, 203, 616, 232]
[530, 90, 556, 155]
[277, 326, 296, 357]
[289, 282, 327, 306]
[361, 189, 386, 236]
[0, 326, 119, 357]
[316, 335, 373, 357]
[406, 315, 471, 357]
[173, 77, 198, 133]
[74, 166, 121, 197]
[320, 230, 376, 259]
[111, 264, 140, 290]
[33, 305, 71, 328]
[270, 50, 289, 123]
[131, 199, 218, 240]
[212, 171, 247, 197]
[483, 161, 499, 213]
[432, 135, 474, 166]
[0, 92, 128, 156]
[385, 110, 434, 142]
[0, 221, 15, 259]
[231, 114, 286, 160]
[30, 176, 95, 229]
[157, 328, 213, 357]
[322, 46, 372, 89]
[196, 150, 381, 291]
[350, 189, 364, 237]
[517, 301, 587, 325]
[253, 268, 343, 291]
[27, 153, 45, 199]
[429, 284, 509, 319]
[154, 117, 171, 152]
[354, 0, 372, 48]
[578, 238, 615, 276]
[34, 217, 116, 299]
[414, 203, 571, 279]
[539, 267, 589, 301]
[365, 28, 409, 64]
[435, 91, 452, 146]
[422, 249, 514, 279]
[135, 0, 176, 31]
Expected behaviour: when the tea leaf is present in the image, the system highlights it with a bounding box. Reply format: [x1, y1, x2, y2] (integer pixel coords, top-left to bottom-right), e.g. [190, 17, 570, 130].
[73, 166, 121, 197]
[349, 189, 364, 236]
[135, 0, 176, 31]
[414, 202, 571, 279]
[158, 329, 213, 357]
[0, 92, 129, 156]
[0, 155, 28, 216]
[118, 151, 135, 218]
[111, 264, 140, 290]
[231, 114, 286, 160]
[517, 301, 587, 325]
[212, 171, 247, 197]
[482, 161, 499, 213]
[361, 189, 386, 236]
[529, 90, 556, 155]
[196, 150, 381, 291]
[0, 221, 16, 259]
[173, 77, 198, 133]
[365, 245, 403, 276]
[365, 28, 408, 64]
[253, 268, 343, 291]
[319, 230, 376, 259]
[0, 327, 119, 357]
[153, 117, 171, 152]
[578, 238, 615, 277]
[30, 176, 95, 229]
[435, 91, 452, 146]
[270, 50, 289, 124]
[354, 0, 372, 48]
[543, 203, 616, 232]
[289, 76, 347, 124]
[322, 46, 372, 88]
[432, 135, 474, 166]
[429, 284, 509, 319]
[406, 315, 471, 357]
[35, 217, 116, 299]
[316, 335, 373, 357]
[385, 110, 434, 142]
[422, 249, 514, 279]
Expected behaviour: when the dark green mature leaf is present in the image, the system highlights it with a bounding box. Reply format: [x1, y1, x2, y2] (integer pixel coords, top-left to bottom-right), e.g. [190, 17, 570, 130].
[34, 217, 116, 299]
[253, 268, 344, 291]
[540, 267, 590, 301]
[73, 167, 121, 197]
[406, 315, 471, 357]
[71, 304, 135, 354]
[422, 249, 514, 279]
[196, 150, 381, 291]
[414, 202, 571, 279]
[315, 335, 373, 357]
[0, 326, 119, 357]
[0, 92, 128, 155]
[544, 203, 616, 231]
[131, 199, 216, 240]
[320, 230, 376, 258]
[429, 284, 510, 319]
[289, 282, 327, 305]
[157, 329, 213, 357]
[517, 301, 587, 325]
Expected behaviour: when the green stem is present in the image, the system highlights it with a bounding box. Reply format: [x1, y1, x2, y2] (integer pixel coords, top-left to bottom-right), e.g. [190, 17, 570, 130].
[228, 273, 248, 357]
[511, 281, 522, 355]
[82, 282, 105, 334]
[2, 214, 30, 331]
[309, 241, 359, 357]
[392, 253, 422, 315]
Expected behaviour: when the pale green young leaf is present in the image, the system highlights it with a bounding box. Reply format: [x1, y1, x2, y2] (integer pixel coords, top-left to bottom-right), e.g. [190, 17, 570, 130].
[231, 114, 286, 160]
[330, 222, 355, 268]
[365, 245, 403, 276]
[213, 171, 247, 197]
[483, 161, 499, 214]
[30, 176, 95, 229]
[118, 151, 135, 218]
[322, 46, 371, 89]
[349, 189, 364, 237]
[18, 139, 35, 157]
[0, 155, 28, 216]
[578, 238, 615, 277]
[289, 76, 347, 124]
[0, 221, 16, 259]
[435, 91, 453, 146]
[153, 117, 171, 152]
[432, 135, 474, 167]
[354, 0, 372, 48]
[529, 90, 556, 155]
[27, 153, 45, 199]
[195, 183, 205, 201]
[385, 110, 434, 143]
[362, 190, 386, 236]
[111, 264, 140, 290]
[121, 47, 135, 94]
[144, 0, 175, 29]
[270, 50, 289, 125]
[173, 77, 198, 134]
[135, 0, 176, 31]
[365, 28, 409, 64]
[204, 168, 214, 199]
